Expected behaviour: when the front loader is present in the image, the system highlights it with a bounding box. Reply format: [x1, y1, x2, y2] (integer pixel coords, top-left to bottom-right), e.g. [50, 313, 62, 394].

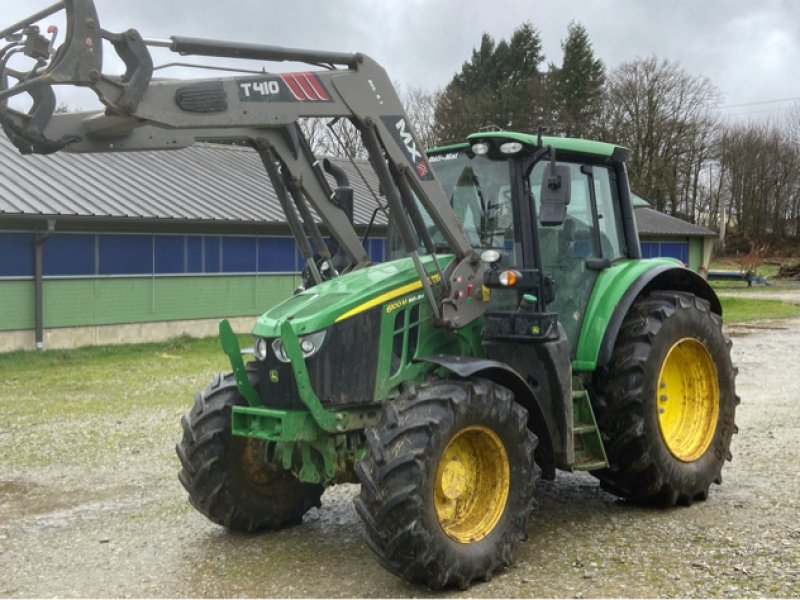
[1, 1, 738, 590]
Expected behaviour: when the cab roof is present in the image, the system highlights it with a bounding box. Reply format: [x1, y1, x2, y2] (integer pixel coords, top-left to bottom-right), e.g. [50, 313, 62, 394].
[429, 131, 629, 162]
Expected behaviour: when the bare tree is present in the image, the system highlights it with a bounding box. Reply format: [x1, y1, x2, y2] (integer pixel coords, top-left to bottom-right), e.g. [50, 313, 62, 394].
[399, 84, 441, 150]
[297, 117, 367, 158]
[708, 115, 800, 251]
[298, 85, 441, 158]
[599, 56, 720, 216]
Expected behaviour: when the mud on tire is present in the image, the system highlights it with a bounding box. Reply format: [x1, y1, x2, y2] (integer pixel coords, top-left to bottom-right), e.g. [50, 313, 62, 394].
[176, 368, 323, 531]
[354, 377, 538, 589]
[590, 291, 739, 506]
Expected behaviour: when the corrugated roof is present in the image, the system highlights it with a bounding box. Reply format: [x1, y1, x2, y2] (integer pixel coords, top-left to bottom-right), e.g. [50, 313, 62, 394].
[0, 135, 386, 227]
[635, 207, 715, 237]
[1, 136, 715, 239]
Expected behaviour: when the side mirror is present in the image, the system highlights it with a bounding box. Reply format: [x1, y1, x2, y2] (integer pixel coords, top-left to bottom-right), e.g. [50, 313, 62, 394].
[539, 165, 571, 226]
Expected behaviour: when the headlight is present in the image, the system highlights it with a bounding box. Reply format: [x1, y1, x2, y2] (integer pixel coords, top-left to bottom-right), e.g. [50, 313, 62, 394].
[499, 141, 523, 155]
[271, 330, 327, 363]
[254, 336, 269, 361]
[471, 142, 490, 155]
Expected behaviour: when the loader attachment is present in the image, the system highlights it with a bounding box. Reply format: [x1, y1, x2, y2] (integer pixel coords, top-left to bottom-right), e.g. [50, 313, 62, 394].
[0, 0, 487, 328]
[0, 0, 155, 154]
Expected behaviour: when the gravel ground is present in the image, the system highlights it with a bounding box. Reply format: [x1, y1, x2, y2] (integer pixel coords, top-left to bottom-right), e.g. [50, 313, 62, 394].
[1, 315, 799, 597]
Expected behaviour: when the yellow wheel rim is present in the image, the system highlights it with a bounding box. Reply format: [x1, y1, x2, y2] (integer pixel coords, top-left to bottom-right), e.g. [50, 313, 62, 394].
[656, 338, 720, 462]
[241, 439, 272, 486]
[240, 439, 287, 493]
[434, 425, 510, 543]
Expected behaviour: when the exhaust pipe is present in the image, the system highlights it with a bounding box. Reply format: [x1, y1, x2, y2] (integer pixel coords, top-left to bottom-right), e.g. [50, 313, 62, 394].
[323, 158, 353, 225]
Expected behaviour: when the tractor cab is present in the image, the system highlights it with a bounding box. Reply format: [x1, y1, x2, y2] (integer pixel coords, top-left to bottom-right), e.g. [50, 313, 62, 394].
[392, 132, 638, 356]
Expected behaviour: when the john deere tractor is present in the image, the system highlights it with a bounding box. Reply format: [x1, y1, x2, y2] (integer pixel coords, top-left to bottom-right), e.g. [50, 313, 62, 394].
[1, 1, 737, 589]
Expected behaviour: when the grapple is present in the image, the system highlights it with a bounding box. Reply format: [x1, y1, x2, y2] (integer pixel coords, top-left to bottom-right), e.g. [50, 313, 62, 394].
[0, 0, 155, 154]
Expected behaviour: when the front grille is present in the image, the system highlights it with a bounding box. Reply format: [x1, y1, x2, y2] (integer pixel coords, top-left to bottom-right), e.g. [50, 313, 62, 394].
[257, 307, 381, 410]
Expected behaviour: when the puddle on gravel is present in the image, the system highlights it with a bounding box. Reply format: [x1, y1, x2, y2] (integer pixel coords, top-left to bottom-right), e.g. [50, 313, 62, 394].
[23, 499, 137, 532]
[0, 479, 65, 521]
[0, 477, 141, 530]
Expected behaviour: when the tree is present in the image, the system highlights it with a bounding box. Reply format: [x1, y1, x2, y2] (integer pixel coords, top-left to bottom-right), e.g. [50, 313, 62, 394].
[434, 24, 546, 143]
[399, 84, 441, 150]
[599, 56, 720, 215]
[552, 21, 605, 138]
[296, 85, 441, 158]
[712, 119, 800, 249]
[297, 118, 366, 158]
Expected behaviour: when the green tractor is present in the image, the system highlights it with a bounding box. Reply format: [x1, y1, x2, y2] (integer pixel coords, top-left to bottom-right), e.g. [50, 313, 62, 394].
[176, 132, 738, 588]
[1, 1, 737, 589]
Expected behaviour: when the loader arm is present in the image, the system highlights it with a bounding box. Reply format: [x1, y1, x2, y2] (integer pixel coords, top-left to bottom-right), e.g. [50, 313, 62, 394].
[0, 0, 484, 327]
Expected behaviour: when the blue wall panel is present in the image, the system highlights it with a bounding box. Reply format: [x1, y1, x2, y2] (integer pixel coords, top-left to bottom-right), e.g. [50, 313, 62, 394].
[223, 237, 257, 273]
[44, 234, 95, 276]
[641, 240, 689, 264]
[0, 233, 34, 277]
[1, 232, 392, 279]
[204, 236, 221, 273]
[258, 237, 296, 272]
[154, 236, 185, 274]
[99, 235, 153, 275]
[187, 236, 202, 273]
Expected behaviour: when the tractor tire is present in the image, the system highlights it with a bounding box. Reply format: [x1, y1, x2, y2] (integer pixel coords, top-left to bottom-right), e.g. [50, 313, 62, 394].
[590, 291, 739, 506]
[176, 369, 323, 532]
[354, 378, 538, 589]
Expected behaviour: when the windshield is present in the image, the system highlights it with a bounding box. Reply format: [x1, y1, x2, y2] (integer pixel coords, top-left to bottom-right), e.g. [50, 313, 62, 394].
[388, 151, 515, 260]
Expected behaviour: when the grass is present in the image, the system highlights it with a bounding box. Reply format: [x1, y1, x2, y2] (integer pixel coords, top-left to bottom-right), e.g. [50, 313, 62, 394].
[719, 296, 800, 323]
[708, 258, 800, 290]
[710, 259, 782, 278]
[0, 333, 253, 416]
[710, 280, 799, 290]
[0, 334, 250, 469]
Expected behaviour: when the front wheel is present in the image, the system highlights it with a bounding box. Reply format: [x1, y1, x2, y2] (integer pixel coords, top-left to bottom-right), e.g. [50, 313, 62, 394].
[354, 378, 538, 589]
[176, 370, 323, 531]
[590, 291, 739, 505]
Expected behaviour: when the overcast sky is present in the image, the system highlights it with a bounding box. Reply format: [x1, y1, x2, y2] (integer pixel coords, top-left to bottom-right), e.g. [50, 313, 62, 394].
[4, 0, 800, 121]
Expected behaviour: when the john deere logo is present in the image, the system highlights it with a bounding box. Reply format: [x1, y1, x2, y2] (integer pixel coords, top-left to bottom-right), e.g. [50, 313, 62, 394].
[269, 370, 279, 383]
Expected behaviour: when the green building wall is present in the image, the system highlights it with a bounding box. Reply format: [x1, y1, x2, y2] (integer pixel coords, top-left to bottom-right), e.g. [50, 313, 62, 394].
[0, 274, 299, 332]
[688, 237, 703, 272]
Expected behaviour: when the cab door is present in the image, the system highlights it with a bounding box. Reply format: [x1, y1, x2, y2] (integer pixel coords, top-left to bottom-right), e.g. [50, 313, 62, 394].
[530, 162, 627, 355]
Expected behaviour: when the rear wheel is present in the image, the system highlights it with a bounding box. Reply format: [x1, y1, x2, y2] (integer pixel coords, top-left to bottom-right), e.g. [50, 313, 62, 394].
[354, 378, 538, 589]
[176, 370, 323, 531]
[590, 291, 739, 505]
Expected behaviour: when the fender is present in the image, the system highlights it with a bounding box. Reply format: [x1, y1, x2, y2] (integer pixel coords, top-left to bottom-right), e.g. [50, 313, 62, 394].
[596, 265, 721, 368]
[573, 260, 721, 372]
[416, 355, 556, 479]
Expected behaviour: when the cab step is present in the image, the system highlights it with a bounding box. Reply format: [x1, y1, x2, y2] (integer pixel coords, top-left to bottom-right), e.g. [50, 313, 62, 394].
[570, 388, 608, 472]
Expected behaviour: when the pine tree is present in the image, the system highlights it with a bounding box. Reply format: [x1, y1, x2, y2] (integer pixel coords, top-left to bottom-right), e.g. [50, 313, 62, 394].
[553, 21, 605, 138]
[434, 24, 545, 143]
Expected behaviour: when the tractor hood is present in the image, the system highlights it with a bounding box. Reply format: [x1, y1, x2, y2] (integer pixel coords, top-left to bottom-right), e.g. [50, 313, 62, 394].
[252, 255, 452, 338]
